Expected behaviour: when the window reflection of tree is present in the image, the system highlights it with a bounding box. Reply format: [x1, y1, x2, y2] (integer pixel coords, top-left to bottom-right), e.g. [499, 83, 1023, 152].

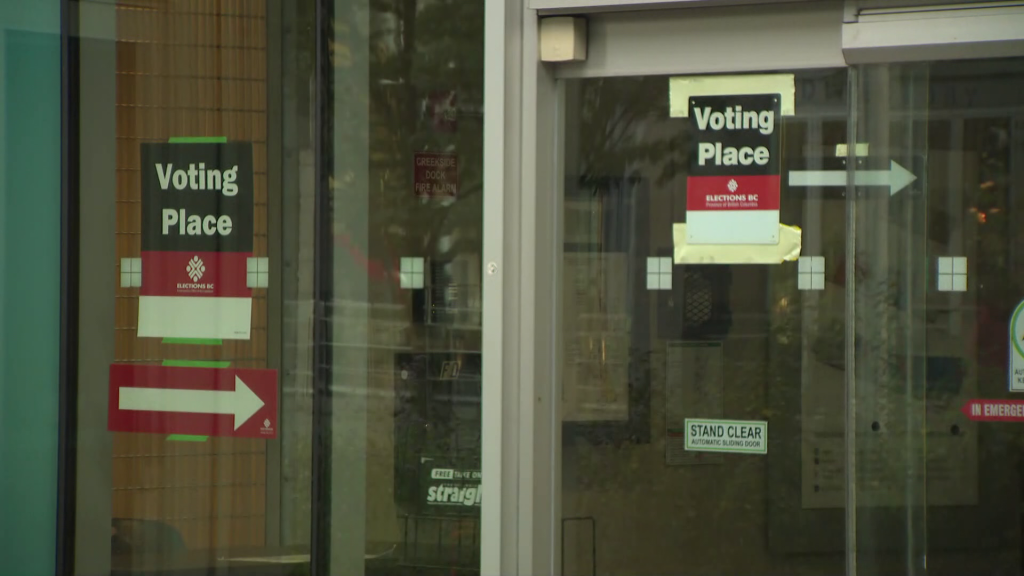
[367, 0, 485, 320]
[577, 77, 685, 194]
[564, 77, 682, 442]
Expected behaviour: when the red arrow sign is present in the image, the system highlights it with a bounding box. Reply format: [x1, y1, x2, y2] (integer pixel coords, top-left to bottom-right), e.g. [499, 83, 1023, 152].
[108, 364, 278, 438]
[961, 399, 1024, 422]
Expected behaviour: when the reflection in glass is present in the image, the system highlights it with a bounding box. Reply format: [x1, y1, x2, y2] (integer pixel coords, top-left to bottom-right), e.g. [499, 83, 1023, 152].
[321, 0, 486, 572]
[914, 58, 1024, 576]
[73, 0, 485, 573]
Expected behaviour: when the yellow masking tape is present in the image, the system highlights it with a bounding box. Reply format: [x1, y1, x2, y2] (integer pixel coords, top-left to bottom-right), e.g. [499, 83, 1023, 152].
[669, 74, 796, 118]
[673, 223, 802, 265]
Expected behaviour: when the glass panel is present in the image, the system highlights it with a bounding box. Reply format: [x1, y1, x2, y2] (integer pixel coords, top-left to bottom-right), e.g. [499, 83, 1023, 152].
[0, 4, 61, 574]
[854, 57, 1024, 576]
[922, 58, 1024, 575]
[848, 62, 930, 576]
[73, 1, 316, 573]
[73, 0, 486, 572]
[320, 0, 486, 572]
[558, 69, 849, 575]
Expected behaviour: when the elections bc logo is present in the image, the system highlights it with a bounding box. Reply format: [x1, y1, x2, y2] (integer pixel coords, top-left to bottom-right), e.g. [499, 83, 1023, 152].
[186, 256, 206, 282]
[260, 418, 274, 435]
[178, 255, 214, 294]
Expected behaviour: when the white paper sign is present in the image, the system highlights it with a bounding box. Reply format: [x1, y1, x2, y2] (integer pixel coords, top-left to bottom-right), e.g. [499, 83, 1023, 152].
[684, 418, 767, 455]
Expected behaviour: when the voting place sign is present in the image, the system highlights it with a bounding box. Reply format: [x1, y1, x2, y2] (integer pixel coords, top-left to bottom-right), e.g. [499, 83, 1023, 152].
[686, 94, 782, 245]
[137, 142, 255, 340]
[685, 418, 768, 455]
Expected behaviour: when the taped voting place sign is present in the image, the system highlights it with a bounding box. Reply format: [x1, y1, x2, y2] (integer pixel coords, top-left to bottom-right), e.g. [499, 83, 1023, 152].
[137, 141, 255, 340]
[686, 94, 782, 246]
[685, 418, 768, 455]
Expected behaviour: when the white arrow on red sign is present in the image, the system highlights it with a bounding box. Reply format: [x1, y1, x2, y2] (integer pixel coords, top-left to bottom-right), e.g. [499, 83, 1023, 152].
[961, 399, 1024, 422]
[119, 376, 264, 430]
[109, 364, 278, 438]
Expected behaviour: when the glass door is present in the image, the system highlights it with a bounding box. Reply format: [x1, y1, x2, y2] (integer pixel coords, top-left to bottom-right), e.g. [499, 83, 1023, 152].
[548, 48, 1024, 576]
[556, 68, 853, 576]
[848, 57, 1024, 576]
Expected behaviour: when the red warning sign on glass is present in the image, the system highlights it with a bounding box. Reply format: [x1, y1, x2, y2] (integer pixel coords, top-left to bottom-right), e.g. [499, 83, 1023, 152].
[414, 153, 458, 198]
[962, 399, 1024, 422]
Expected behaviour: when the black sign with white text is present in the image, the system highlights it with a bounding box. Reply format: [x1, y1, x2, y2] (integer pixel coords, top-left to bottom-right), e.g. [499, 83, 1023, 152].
[686, 94, 783, 245]
[688, 94, 781, 177]
[141, 142, 254, 253]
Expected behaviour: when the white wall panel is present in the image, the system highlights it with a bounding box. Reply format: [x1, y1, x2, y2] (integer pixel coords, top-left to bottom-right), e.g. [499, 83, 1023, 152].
[555, 1, 845, 79]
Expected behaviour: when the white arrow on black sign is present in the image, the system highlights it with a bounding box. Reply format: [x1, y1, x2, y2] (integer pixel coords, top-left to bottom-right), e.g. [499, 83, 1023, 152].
[119, 376, 265, 430]
[788, 160, 917, 196]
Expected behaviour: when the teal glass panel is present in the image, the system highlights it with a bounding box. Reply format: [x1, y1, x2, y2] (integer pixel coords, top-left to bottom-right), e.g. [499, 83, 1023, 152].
[0, 4, 62, 575]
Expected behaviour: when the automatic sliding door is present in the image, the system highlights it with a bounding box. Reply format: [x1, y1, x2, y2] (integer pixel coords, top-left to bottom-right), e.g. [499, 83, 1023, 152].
[556, 69, 851, 576]
[850, 57, 1024, 576]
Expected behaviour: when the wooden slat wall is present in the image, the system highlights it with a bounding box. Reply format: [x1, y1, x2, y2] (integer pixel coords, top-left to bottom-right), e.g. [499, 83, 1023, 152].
[112, 0, 269, 551]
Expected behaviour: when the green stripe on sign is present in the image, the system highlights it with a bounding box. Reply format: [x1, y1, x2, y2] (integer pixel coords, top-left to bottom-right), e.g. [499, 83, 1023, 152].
[161, 133, 230, 445]
[166, 435, 209, 442]
[162, 360, 231, 369]
[168, 136, 228, 143]
[163, 338, 223, 346]
[161, 358, 228, 443]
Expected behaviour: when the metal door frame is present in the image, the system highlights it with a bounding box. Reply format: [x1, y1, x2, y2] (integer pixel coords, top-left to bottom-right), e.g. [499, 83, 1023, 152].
[493, 3, 850, 574]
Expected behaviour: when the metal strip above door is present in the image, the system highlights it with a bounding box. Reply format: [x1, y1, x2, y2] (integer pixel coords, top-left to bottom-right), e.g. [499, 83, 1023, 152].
[551, 1, 845, 79]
